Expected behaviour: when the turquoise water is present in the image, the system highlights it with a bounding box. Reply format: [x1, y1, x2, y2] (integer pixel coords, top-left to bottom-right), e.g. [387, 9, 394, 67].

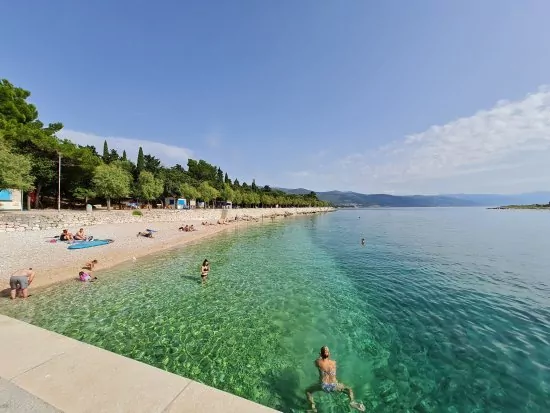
[1, 209, 549, 412]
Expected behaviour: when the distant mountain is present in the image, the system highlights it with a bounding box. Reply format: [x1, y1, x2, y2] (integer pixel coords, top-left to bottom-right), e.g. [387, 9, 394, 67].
[276, 188, 550, 207]
[315, 191, 478, 207]
[443, 192, 550, 206]
[276, 188, 478, 207]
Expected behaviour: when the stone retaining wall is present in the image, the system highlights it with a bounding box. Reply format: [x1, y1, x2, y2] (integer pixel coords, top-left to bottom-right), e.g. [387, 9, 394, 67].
[0, 207, 334, 232]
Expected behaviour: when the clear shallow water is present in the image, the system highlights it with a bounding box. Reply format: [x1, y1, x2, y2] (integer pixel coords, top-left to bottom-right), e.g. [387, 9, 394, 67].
[1, 209, 550, 412]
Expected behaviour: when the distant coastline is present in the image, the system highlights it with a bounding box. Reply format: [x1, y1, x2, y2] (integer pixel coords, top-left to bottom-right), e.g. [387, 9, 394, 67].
[488, 203, 550, 210]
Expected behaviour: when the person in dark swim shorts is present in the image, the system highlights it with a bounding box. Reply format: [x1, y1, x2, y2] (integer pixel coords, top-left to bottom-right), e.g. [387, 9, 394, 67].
[9, 268, 35, 299]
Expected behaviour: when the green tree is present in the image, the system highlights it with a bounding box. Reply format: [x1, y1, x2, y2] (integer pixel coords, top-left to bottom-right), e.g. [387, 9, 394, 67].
[233, 178, 240, 188]
[92, 163, 132, 210]
[137, 170, 163, 205]
[224, 172, 231, 184]
[136, 147, 145, 172]
[251, 179, 258, 191]
[180, 183, 199, 201]
[102, 140, 109, 163]
[72, 187, 96, 205]
[109, 148, 120, 163]
[217, 168, 224, 184]
[198, 181, 219, 208]
[0, 135, 34, 190]
[143, 154, 162, 175]
[220, 183, 234, 202]
[232, 189, 242, 207]
[187, 159, 217, 182]
[122, 150, 127, 161]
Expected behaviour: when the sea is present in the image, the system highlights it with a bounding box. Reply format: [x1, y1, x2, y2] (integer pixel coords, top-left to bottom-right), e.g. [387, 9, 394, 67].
[1, 208, 549, 412]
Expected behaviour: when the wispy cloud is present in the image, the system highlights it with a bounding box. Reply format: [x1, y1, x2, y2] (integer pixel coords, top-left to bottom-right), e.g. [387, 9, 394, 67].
[58, 129, 194, 166]
[287, 86, 550, 194]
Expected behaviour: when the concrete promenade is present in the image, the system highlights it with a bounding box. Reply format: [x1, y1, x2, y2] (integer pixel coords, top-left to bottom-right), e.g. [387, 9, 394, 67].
[0, 315, 279, 413]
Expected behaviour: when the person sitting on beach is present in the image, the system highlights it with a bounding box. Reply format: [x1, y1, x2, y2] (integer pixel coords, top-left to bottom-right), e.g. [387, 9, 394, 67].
[79, 271, 97, 282]
[179, 225, 190, 232]
[83, 259, 98, 270]
[9, 268, 35, 299]
[59, 229, 73, 241]
[200, 259, 210, 283]
[305, 346, 365, 412]
[137, 230, 154, 238]
[74, 228, 87, 240]
[189, 225, 195, 231]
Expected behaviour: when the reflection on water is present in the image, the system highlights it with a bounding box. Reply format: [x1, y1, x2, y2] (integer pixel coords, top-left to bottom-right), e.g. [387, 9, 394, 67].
[1, 209, 549, 412]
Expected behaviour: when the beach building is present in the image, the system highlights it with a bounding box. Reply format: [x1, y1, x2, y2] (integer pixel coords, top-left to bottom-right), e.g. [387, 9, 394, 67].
[165, 196, 188, 209]
[0, 189, 23, 211]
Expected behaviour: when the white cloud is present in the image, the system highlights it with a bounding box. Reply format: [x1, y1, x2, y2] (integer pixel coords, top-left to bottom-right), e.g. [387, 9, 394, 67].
[58, 129, 194, 166]
[287, 86, 550, 194]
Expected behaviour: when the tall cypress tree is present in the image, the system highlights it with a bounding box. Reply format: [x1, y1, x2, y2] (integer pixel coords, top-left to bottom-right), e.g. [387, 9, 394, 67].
[224, 172, 230, 184]
[102, 140, 109, 163]
[122, 150, 127, 161]
[136, 147, 145, 172]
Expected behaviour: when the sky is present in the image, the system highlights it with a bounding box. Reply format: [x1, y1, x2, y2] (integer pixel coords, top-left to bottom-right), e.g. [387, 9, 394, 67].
[2, 0, 550, 195]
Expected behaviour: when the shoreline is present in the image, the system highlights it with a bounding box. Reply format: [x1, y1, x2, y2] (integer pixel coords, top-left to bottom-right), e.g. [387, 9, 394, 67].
[1, 209, 332, 293]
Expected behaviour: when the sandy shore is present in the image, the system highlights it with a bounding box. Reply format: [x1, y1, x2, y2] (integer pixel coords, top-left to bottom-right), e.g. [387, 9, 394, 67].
[0, 218, 261, 293]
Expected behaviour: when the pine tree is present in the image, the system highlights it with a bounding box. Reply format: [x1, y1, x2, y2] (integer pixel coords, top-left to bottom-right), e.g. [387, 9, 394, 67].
[102, 140, 109, 163]
[136, 147, 144, 172]
[122, 150, 127, 161]
[224, 172, 230, 184]
[251, 179, 258, 191]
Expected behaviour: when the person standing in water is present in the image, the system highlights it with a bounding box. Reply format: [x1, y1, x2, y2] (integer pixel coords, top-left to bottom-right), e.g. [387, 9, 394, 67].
[9, 268, 35, 299]
[305, 346, 365, 412]
[361, 238, 365, 246]
[200, 259, 210, 283]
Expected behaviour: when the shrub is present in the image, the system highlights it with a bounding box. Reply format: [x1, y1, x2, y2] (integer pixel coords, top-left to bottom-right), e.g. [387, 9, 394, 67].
[132, 210, 143, 216]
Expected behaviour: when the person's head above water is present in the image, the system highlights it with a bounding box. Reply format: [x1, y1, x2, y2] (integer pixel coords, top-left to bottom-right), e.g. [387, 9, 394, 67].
[203, 259, 209, 266]
[320, 346, 330, 359]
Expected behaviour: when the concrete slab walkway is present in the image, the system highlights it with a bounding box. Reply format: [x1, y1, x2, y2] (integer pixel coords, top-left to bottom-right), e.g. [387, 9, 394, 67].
[0, 315, 279, 413]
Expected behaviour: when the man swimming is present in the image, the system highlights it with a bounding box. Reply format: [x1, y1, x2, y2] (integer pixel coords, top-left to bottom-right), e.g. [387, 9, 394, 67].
[305, 346, 365, 412]
[361, 238, 365, 246]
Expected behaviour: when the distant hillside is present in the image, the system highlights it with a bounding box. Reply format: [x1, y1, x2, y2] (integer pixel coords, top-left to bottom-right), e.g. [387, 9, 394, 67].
[316, 191, 478, 207]
[443, 192, 550, 206]
[276, 188, 550, 207]
[276, 188, 478, 207]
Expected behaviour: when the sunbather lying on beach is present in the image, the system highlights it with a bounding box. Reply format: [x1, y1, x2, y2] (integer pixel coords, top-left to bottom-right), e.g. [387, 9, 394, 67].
[83, 259, 98, 270]
[79, 271, 97, 282]
[137, 230, 154, 238]
[179, 224, 190, 232]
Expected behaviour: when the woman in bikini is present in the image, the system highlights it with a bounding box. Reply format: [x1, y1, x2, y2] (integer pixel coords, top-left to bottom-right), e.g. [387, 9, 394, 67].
[306, 346, 364, 412]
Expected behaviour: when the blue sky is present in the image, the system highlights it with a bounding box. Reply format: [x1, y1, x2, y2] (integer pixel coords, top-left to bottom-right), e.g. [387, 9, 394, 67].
[3, 0, 550, 194]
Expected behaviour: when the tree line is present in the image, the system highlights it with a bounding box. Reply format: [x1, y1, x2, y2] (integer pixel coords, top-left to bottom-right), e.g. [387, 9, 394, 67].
[0, 79, 329, 210]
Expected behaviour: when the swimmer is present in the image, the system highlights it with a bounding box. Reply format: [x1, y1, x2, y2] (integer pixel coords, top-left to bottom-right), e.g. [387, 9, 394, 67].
[361, 238, 365, 246]
[78, 271, 97, 282]
[200, 259, 210, 284]
[305, 346, 365, 412]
